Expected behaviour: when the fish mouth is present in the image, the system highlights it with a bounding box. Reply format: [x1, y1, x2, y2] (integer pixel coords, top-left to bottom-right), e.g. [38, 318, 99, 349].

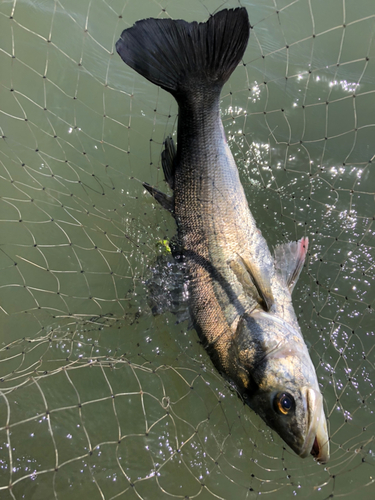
[299, 388, 330, 463]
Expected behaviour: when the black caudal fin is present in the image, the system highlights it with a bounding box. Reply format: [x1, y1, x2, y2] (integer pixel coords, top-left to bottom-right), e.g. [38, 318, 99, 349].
[116, 8, 250, 100]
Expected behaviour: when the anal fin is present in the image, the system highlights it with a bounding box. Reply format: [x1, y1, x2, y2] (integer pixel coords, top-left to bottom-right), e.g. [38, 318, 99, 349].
[274, 237, 308, 292]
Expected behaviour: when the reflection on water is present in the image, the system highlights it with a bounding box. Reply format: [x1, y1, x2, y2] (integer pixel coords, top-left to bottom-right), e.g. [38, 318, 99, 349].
[0, 0, 374, 499]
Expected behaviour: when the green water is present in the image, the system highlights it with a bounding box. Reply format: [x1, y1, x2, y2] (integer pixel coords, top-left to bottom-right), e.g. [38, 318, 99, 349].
[0, 0, 374, 499]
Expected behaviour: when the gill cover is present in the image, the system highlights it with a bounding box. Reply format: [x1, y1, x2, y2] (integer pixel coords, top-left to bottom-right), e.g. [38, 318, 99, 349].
[229, 312, 329, 462]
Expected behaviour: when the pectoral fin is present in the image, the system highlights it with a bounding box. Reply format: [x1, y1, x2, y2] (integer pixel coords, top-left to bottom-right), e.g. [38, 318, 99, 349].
[274, 237, 308, 292]
[143, 182, 174, 213]
[229, 257, 262, 305]
[229, 254, 274, 311]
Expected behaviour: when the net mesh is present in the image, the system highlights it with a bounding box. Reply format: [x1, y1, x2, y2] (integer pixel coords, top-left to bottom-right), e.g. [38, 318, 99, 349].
[0, 0, 374, 499]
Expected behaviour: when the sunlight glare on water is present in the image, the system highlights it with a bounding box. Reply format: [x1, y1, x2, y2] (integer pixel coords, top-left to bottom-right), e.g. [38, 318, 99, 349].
[0, 0, 374, 499]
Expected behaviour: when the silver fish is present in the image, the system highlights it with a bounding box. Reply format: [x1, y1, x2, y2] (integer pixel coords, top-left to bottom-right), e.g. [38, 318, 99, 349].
[116, 7, 329, 462]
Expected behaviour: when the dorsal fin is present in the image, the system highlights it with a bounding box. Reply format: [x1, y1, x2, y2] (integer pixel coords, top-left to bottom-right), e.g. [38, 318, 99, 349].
[161, 136, 176, 189]
[143, 182, 174, 213]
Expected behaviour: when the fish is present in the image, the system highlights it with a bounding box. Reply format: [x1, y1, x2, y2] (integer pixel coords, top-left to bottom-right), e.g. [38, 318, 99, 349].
[116, 7, 330, 463]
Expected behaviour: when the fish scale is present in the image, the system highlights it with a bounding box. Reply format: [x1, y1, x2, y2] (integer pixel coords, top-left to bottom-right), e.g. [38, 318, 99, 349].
[175, 101, 269, 339]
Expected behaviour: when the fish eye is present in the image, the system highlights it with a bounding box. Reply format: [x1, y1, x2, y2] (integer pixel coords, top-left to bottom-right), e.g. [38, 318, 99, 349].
[274, 392, 295, 415]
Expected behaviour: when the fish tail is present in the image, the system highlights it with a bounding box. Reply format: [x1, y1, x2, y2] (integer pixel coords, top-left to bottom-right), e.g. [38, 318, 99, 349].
[116, 8, 250, 101]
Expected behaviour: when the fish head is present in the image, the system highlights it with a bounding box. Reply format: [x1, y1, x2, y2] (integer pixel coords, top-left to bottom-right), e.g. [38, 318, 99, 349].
[245, 380, 330, 463]
[229, 313, 330, 463]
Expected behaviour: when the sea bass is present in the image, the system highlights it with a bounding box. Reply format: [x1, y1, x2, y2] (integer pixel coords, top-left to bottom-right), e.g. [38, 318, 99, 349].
[116, 8, 329, 462]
